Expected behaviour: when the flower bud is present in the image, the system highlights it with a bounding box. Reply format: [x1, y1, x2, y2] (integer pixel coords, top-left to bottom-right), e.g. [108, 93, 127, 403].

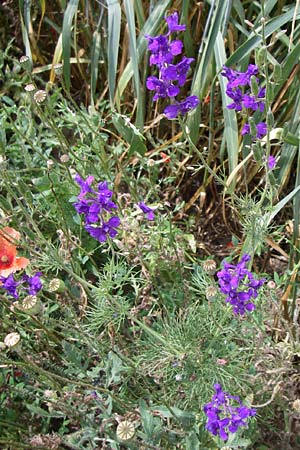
[267, 109, 274, 128]
[202, 259, 217, 275]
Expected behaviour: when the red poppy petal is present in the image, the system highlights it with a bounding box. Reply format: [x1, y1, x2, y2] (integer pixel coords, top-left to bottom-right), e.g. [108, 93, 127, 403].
[0, 257, 30, 277]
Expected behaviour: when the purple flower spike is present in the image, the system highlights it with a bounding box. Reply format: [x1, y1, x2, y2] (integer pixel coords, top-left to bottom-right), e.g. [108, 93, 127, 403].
[165, 12, 186, 33]
[22, 272, 43, 295]
[138, 202, 155, 220]
[217, 254, 265, 315]
[204, 384, 256, 441]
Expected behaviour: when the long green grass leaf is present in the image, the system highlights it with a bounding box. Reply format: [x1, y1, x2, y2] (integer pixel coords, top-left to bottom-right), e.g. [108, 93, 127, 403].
[116, 0, 171, 106]
[62, 0, 79, 91]
[187, 0, 228, 143]
[124, 0, 144, 128]
[106, 0, 121, 105]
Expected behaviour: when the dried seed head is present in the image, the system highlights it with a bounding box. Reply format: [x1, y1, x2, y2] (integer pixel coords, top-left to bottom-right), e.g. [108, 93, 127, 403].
[60, 154, 70, 163]
[25, 83, 36, 92]
[4, 332, 21, 350]
[48, 278, 65, 293]
[292, 399, 300, 412]
[53, 63, 63, 76]
[202, 259, 217, 275]
[21, 295, 41, 315]
[34, 90, 47, 104]
[47, 160, 54, 170]
[267, 280, 276, 289]
[20, 55, 29, 64]
[116, 420, 135, 441]
[205, 285, 218, 301]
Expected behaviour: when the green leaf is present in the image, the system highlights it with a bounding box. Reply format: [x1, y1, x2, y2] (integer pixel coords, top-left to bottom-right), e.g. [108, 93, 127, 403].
[106, 0, 121, 104]
[62, 0, 79, 91]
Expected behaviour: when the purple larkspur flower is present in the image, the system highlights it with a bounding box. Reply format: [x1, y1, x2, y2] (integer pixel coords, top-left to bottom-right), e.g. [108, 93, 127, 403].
[138, 202, 155, 220]
[0, 273, 21, 298]
[73, 175, 120, 243]
[268, 155, 276, 170]
[146, 76, 180, 100]
[204, 384, 256, 441]
[22, 272, 43, 295]
[85, 216, 121, 242]
[145, 34, 183, 66]
[217, 254, 265, 315]
[164, 95, 199, 119]
[145, 13, 199, 119]
[165, 12, 186, 33]
[0, 271, 43, 299]
[241, 121, 267, 140]
[161, 56, 195, 86]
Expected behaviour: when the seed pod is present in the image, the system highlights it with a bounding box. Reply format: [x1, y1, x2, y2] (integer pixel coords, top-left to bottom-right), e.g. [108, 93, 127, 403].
[116, 420, 135, 441]
[4, 332, 21, 351]
[47, 278, 65, 293]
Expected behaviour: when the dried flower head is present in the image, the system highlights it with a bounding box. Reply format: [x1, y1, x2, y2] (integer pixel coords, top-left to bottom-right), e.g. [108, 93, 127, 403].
[20, 55, 29, 64]
[53, 63, 63, 76]
[4, 332, 21, 349]
[20, 295, 41, 315]
[292, 399, 300, 412]
[60, 154, 70, 163]
[25, 84, 36, 92]
[116, 420, 135, 441]
[34, 90, 47, 104]
[202, 259, 217, 274]
[47, 278, 65, 293]
[205, 285, 218, 301]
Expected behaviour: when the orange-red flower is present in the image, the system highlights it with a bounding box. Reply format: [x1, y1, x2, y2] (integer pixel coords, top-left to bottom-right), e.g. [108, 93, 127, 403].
[0, 227, 30, 277]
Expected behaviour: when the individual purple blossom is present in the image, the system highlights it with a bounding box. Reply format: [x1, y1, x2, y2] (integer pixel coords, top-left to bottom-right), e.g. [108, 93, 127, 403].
[217, 254, 265, 315]
[138, 202, 155, 220]
[145, 35, 183, 66]
[146, 76, 180, 100]
[164, 95, 199, 119]
[268, 155, 276, 170]
[241, 121, 267, 140]
[160, 57, 195, 86]
[0, 273, 21, 298]
[22, 272, 43, 295]
[165, 12, 186, 33]
[204, 384, 256, 441]
[85, 217, 121, 242]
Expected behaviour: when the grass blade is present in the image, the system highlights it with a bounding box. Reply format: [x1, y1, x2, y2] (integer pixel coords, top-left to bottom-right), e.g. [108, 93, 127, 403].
[124, 0, 144, 128]
[116, 0, 171, 107]
[62, 0, 79, 91]
[187, 0, 228, 143]
[106, 0, 121, 105]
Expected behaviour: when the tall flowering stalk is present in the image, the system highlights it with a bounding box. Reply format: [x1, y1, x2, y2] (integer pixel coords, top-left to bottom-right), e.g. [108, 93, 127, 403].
[145, 12, 199, 119]
[73, 175, 120, 243]
[204, 384, 256, 441]
[217, 254, 265, 315]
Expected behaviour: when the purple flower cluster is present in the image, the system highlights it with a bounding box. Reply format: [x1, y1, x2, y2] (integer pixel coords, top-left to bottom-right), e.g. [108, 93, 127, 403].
[217, 254, 265, 315]
[221, 64, 267, 140]
[204, 383, 256, 441]
[145, 12, 199, 119]
[73, 175, 120, 243]
[0, 271, 42, 299]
